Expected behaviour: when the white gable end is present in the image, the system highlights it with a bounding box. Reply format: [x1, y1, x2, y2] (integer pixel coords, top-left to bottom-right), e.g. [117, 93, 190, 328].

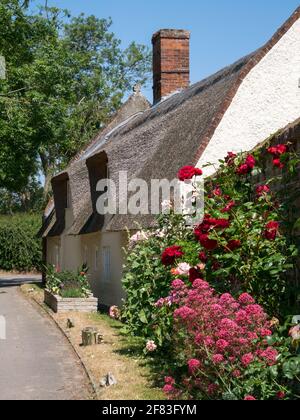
[198, 17, 300, 176]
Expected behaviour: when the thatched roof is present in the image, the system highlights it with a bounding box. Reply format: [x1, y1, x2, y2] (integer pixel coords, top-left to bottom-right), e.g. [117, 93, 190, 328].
[39, 7, 300, 237]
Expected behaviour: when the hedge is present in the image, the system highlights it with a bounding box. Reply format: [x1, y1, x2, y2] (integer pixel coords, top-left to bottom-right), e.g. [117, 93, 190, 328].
[0, 213, 42, 272]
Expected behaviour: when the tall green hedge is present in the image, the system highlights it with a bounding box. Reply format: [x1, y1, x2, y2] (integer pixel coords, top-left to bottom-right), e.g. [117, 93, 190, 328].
[0, 213, 42, 272]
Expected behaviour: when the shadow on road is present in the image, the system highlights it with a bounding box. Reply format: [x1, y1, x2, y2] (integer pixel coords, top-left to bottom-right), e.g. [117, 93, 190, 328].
[0, 276, 42, 288]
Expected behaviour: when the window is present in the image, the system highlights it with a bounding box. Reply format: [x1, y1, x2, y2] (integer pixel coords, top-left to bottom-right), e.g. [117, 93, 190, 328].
[54, 245, 60, 268]
[102, 247, 111, 283]
[95, 247, 100, 271]
[83, 245, 88, 265]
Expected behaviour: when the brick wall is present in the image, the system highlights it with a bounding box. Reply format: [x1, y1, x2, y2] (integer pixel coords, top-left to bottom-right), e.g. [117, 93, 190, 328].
[253, 118, 300, 300]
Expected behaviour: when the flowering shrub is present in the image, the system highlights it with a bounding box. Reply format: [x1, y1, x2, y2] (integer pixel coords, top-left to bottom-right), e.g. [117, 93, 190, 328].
[162, 280, 300, 400]
[122, 142, 300, 400]
[46, 264, 91, 298]
[109, 306, 121, 320]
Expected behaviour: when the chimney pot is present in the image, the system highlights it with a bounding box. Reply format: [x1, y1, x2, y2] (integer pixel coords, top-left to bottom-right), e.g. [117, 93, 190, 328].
[152, 29, 190, 104]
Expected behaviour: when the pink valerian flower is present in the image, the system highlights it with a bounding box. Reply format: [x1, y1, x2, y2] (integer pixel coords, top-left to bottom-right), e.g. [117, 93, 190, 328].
[164, 376, 175, 386]
[207, 383, 219, 396]
[212, 354, 225, 365]
[259, 328, 272, 337]
[188, 359, 201, 374]
[171, 279, 186, 290]
[264, 221, 280, 241]
[161, 246, 184, 266]
[241, 353, 255, 367]
[244, 395, 257, 401]
[146, 340, 157, 352]
[256, 185, 270, 197]
[232, 370, 241, 378]
[166, 282, 280, 399]
[260, 347, 278, 366]
[174, 306, 197, 321]
[216, 339, 230, 352]
[109, 306, 121, 320]
[178, 166, 203, 181]
[163, 384, 174, 394]
[238, 293, 255, 306]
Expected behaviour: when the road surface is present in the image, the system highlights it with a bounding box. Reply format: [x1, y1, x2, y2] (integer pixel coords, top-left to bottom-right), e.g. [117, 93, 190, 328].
[0, 283, 92, 400]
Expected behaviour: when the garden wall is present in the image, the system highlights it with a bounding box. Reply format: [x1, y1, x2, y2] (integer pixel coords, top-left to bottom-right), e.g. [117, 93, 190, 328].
[253, 117, 300, 297]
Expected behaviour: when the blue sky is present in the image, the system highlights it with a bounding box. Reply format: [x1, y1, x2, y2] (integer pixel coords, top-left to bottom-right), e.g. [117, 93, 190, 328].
[31, 1, 300, 99]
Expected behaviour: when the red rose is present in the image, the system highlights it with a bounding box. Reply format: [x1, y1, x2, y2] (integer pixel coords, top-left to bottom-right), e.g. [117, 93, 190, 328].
[264, 221, 280, 241]
[276, 144, 287, 155]
[221, 201, 236, 213]
[177, 166, 203, 181]
[256, 185, 270, 197]
[161, 246, 184, 266]
[198, 233, 218, 251]
[189, 267, 203, 283]
[245, 155, 256, 169]
[244, 395, 256, 401]
[237, 163, 250, 175]
[237, 155, 256, 175]
[268, 144, 287, 157]
[209, 218, 230, 230]
[226, 240, 241, 251]
[199, 252, 208, 263]
[273, 158, 284, 169]
[277, 391, 285, 400]
[268, 146, 278, 155]
[225, 152, 237, 166]
[212, 187, 222, 197]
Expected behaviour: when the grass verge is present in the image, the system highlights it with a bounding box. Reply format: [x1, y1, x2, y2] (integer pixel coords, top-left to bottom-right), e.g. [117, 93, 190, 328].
[21, 283, 165, 401]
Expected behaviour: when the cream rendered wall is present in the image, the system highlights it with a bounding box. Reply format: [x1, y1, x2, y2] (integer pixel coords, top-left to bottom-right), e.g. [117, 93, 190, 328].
[46, 237, 61, 267]
[197, 18, 300, 176]
[81, 231, 127, 307]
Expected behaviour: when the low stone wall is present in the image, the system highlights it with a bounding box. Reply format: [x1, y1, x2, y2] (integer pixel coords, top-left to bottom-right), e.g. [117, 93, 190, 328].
[44, 290, 98, 314]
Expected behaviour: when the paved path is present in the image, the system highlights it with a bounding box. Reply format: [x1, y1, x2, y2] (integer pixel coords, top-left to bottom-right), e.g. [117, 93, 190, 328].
[0, 285, 92, 400]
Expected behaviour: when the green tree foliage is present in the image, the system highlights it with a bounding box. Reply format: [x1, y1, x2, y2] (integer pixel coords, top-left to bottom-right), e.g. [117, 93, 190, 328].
[0, 0, 151, 199]
[0, 213, 42, 271]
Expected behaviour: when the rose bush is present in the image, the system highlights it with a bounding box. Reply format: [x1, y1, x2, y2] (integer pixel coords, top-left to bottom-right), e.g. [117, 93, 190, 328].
[122, 142, 300, 400]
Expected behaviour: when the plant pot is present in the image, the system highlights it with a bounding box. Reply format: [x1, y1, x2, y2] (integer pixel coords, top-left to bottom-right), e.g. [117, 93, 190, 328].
[44, 290, 98, 313]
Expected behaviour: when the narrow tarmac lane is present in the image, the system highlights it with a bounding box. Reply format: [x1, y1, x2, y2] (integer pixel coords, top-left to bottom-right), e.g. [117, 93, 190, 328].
[0, 285, 92, 400]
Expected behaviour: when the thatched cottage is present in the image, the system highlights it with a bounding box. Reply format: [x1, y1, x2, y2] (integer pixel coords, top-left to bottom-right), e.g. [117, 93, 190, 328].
[39, 8, 300, 307]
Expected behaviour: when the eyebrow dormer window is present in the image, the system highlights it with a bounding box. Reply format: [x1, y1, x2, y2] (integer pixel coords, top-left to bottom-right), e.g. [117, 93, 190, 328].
[86, 152, 108, 213]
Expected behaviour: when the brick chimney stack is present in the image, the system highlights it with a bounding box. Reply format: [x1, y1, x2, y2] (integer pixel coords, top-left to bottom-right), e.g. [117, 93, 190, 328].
[152, 29, 190, 104]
